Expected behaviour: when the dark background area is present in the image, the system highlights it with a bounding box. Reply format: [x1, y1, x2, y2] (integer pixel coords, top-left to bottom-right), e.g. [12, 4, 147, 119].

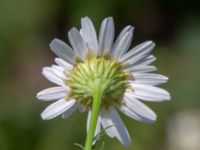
[0, 0, 200, 149]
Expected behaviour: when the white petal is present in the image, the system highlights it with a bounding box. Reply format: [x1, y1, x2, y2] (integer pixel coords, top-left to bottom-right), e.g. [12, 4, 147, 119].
[120, 105, 147, 123]
[98, 17, 115, 55]
[51, 65, 66, 79]
[129, 73, 168, 85]
[95, 117, 101, 137]
[100, 107, 131, 146]
[41, 99, 76, 120]
[100, 109, 116, 138]
[123, 94, 156, 123]
[37, 86, 67, 101]
[68, 27, 87, 59]
[128, 84, 171, 101]
[50, 39, 75, 64]
[130, 55, 156, 67]
[44, 66, 65, 80]
[62, 104, 77, 118]
[54, 58, 73, 70]
[42, 67, 65, 86]
[52, 64, 64, 72]
[113, 25, 133, 49]
[80, 29, 84, 37]
[111, 26, 134, 59]
[119, 41, 155, 64]
[139, 55, 156, 66]
[87, 110, 91, 133]
[125, 65, 157, 73]
[81, 17, 98, 53]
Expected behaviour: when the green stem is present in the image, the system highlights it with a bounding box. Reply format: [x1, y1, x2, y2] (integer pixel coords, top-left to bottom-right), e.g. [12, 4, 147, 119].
[84, 86, 103, 150]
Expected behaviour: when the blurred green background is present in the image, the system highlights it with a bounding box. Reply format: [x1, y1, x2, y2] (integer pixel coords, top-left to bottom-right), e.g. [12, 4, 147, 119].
[0, 0, 200, 149]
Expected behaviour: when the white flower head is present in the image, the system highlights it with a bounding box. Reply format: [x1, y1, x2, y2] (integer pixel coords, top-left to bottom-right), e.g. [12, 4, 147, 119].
[37, 16, 171, 146]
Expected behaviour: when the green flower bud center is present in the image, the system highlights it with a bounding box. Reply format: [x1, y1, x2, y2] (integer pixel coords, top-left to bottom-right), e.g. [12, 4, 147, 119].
[65, 54, 128, 109]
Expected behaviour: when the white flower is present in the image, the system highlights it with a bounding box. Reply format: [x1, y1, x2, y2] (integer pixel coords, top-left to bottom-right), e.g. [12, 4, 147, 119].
[37, 17, 170, 146]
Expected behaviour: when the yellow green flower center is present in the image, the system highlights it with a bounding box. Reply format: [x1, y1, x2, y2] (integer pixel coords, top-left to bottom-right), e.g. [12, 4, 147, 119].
[65, 54, 129, 110]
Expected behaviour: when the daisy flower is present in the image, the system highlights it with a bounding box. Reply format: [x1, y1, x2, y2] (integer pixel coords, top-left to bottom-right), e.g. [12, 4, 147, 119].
[37, 17, 170, 147]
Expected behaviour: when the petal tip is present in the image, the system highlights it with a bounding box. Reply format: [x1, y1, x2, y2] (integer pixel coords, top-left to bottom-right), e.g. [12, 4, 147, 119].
[81, 16, 91, 22]
[41, 113, 49, 120]
[36, 92, 41, 99]
[50, 38, 60, 46]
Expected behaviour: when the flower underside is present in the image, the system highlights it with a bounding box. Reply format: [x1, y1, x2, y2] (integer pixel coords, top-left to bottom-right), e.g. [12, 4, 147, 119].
[65, 53, 130, 109]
